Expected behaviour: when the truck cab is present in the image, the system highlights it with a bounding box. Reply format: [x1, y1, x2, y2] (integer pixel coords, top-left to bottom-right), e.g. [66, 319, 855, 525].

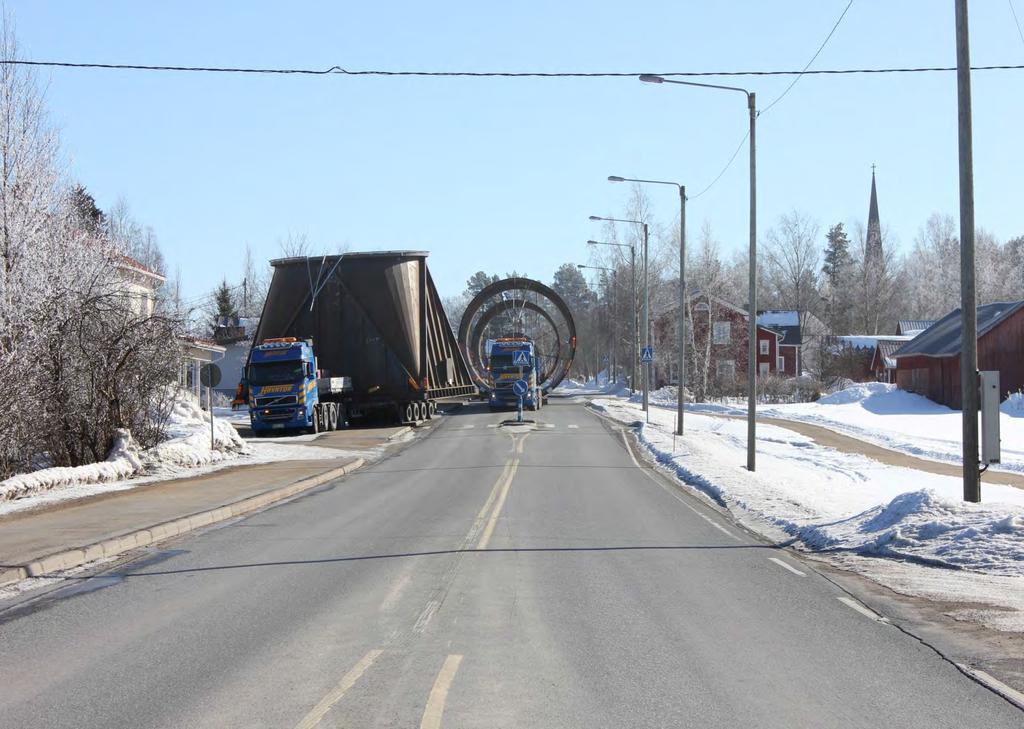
[247, 338, 348, 434]
[487, 338, 543, 411]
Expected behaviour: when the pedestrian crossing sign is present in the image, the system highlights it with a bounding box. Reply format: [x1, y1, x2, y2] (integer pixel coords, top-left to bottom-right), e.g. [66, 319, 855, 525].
[513, 350, 531, 366]
[641, 346, 654, 363]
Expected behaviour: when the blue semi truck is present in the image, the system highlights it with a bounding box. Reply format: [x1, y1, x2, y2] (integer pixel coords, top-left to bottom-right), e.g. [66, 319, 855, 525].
[247, 338, 351, 434]
[487, 338, 543, 411]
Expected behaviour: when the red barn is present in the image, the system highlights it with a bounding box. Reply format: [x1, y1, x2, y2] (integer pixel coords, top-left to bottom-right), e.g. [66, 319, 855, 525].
[893, 301, 1024, 408]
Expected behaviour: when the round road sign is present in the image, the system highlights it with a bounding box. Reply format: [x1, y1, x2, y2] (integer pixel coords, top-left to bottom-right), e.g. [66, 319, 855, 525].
[512, 379, 529, 397]
[200, 363, 222, 388]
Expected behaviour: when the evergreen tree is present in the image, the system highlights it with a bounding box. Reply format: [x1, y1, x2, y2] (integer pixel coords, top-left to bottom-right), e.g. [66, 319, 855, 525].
[821, 223, 853, 333]
[210, 279, 238, 332]
[464, 271, 499, 297]
[69, 184, 105, 235]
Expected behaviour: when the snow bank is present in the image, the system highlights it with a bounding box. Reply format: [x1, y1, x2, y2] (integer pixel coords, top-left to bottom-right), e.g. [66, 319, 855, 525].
[592, 396, 1024, 630]
[688, 382, 1024, 473]
[0, 391, 247, 503]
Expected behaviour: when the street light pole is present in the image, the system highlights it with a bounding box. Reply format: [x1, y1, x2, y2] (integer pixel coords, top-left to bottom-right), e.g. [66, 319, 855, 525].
[578, 264, 616, 383]
[642, 222, 650, 417]
[589, 218, 646, 399]
[608, 176, 687, 434]
[639, 74, 757, 470]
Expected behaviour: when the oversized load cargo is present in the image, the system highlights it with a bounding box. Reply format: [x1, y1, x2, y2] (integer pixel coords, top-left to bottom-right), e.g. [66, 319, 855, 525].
[251, 251, 477, 424]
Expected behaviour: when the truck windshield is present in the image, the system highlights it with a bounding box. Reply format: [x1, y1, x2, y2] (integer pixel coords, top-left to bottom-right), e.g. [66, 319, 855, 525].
[248, 362, 304, 385]
[490, 354, 515, 369]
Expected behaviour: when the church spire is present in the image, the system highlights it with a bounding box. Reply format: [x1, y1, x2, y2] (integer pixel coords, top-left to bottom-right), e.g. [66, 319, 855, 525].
[866, 165, 882, 262]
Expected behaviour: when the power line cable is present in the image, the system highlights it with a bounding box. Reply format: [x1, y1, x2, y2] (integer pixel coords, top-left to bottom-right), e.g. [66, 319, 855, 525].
[1, 59, 1022, 77]
[690, 0, 853, 200]
[759, 0, 854, 116]
[1010, 0, 1024, 51]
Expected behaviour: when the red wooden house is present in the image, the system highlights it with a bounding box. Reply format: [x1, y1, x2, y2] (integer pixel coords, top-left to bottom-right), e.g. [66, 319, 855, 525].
[893, 301, 1024, 408]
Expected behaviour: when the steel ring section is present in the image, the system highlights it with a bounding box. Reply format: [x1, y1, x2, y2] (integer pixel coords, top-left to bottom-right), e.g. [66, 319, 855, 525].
[458, 277, 576, 393]
[468, 299, 562, 386]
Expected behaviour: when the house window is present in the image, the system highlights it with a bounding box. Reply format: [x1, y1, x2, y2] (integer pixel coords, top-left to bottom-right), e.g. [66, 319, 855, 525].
[713, 321, 731, 345]
[759, 362, 769, 376]
[777, 356, 785, 372]
[759, 339, 769, 355]
[716, 359, 735, 379]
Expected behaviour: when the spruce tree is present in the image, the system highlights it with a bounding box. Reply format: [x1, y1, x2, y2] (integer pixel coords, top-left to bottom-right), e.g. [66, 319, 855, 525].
[211, 280, 238, 332]
[821, 223, 853, 333]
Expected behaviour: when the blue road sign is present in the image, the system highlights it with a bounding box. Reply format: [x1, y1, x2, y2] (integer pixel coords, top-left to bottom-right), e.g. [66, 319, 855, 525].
[641, 346, 654, 363]
[513, 350, 531, 366]
[512, 379, 529, 397]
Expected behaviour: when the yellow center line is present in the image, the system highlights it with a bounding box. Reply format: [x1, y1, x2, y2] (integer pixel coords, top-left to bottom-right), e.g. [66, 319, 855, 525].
[476, 458, 518, 550]
[420, 654, 464, 729]
[294, 649, 383, 729]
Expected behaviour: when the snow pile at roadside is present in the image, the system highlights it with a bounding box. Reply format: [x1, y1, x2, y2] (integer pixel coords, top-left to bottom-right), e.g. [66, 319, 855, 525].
[0, 430, 146, 502]
[144, 394, 246, 472]
[592, 396, 1024, 629]
[556, 371, 629, 396]
[0, 391, 247, 503]
[687, 382, 1024, 473]
[797, 489, 1024, 574]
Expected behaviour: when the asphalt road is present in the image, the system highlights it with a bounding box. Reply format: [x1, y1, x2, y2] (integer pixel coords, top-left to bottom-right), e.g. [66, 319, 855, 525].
[0, 397, 1020, 728]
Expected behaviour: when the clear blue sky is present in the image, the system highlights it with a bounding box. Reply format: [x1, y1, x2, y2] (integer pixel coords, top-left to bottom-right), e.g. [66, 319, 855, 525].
[9, 1, 1024, 301]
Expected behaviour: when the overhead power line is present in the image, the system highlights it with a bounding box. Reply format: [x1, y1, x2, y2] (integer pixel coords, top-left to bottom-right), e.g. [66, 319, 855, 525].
[690, 0, 853, 200]
[1, 59, 1023, 77]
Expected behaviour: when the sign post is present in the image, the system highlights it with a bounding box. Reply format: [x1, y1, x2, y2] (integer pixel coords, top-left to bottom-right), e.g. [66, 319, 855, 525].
[640, 346, 654, 424]
[200, 363, 222, 451]
[512, 378, 529, 423]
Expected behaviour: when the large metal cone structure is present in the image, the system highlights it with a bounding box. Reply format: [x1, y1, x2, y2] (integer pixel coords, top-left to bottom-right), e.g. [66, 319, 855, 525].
[254, 251, 476, 402]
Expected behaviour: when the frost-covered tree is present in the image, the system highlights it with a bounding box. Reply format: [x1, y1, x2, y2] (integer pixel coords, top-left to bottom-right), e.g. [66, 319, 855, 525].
[821, 222, 854, 333]
[764, 210, 821, 332]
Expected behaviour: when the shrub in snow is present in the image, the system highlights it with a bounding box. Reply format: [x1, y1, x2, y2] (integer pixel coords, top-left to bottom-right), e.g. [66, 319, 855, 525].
[0, 390, 248, 502]
[1003, 391, 1024, 417]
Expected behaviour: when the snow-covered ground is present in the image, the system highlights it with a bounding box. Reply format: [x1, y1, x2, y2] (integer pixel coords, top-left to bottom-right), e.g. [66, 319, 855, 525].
[0, 391, 370, 517]
[684, 382, 1024, 474]
[592, 392, 1024, 632]
[556, 371, 630, 397]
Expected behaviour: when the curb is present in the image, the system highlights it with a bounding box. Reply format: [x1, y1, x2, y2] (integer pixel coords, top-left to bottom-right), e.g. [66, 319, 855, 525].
[0, 458, 364, 588]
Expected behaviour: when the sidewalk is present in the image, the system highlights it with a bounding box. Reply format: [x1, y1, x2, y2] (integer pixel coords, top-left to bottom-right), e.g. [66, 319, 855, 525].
[0, 424, 417, 587]
[706, 410, 1024, 489]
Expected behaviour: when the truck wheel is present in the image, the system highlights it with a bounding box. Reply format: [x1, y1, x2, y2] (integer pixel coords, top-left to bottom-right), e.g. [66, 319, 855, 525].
[404, 403, 414, 423]
[415, 402, 424, 421]
[327, 403, 338, 431]
[430, 401, 437, 417]
[311, 405, 321, 434]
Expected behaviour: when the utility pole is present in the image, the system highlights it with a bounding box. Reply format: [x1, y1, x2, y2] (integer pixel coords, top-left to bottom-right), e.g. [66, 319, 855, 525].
[955, 0, 980, 502]
[746, 92, 757, 472]
[642, 222, 650, 414]
[677, 186, 686, 435]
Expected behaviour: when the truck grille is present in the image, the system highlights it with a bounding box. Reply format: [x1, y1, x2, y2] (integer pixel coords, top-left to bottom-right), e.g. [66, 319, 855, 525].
[255, 395, 298, 408]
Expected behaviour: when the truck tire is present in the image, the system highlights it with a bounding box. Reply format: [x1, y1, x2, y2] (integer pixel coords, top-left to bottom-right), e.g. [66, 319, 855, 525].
[311, 405, 321, 434]
[414, 402, 424, 421]
[404, 403, 414, 423]
[327, 403, 338, 431]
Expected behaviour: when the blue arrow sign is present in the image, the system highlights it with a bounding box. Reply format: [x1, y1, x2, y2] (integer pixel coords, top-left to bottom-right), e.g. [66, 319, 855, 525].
[641, 346, 654, 363]
[513, 350, 531, 366]
[512, 379, 529, 396]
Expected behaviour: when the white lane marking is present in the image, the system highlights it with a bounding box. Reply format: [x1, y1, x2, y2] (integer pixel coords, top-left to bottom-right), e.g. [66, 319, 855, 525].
[544, 423, 555, 429]
[294, 649, 383, 729]
[956, 664, 1024, 710]
[768, 557, 806, 576]
[420, 654, 464, 729]
[620, 432, 742, 541]
[486, 423, 499, 428]
[459, 424, 476, 430]
[837, 596, 888, 622]
[413, 599, 441, 634]
[568, 424, 579, 429]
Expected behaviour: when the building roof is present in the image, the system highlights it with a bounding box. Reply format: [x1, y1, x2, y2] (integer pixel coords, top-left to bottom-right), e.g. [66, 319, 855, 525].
[757, 311, 801, 346]
[896, 319, 936, 337]
[112, 252, 166, 282]
[876, 338, 913, 369]
[892, 301, 1024, 359]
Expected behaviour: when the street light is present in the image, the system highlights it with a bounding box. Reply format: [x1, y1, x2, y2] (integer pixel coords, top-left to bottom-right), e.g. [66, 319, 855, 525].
[578, 264, 618, 382]
[587, 236, 639, 396]
[590, 215, 650, 413]
[640, 73, 758, 471]
[610, 175, 687, 436]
